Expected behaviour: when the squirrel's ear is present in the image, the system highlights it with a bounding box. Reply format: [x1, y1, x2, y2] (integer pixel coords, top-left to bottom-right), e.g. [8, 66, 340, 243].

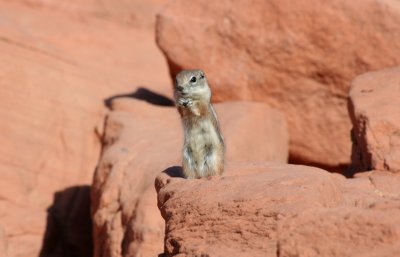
[199, 71, 205, 79]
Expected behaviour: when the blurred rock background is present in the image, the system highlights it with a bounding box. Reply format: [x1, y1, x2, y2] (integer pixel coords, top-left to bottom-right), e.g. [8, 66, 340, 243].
[0, 0, 169, 256]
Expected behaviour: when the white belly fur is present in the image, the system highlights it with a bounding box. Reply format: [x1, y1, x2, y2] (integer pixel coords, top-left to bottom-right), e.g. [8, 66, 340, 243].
[183, 118, 221, 177]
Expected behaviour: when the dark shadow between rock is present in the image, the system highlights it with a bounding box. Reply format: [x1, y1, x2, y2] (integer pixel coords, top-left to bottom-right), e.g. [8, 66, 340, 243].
[289, 155, 351, 177]
[39, 186, 92, 257]
[162, 166, 184, 178]
[104, 87, 174, 109]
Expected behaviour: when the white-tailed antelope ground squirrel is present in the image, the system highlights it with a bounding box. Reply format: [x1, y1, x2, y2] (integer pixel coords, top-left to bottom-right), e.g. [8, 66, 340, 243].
[174, 69, 225, 179]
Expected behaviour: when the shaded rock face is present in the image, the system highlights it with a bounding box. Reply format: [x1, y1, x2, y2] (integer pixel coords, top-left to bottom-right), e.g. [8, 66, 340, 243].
[39, 186, 93, 257]
[91, 99, 288, 257]
[349, 66, 400, 174]
[0, 1, 169, 257]
[156, 0, 400, 169]
[156, 165, 400, 257]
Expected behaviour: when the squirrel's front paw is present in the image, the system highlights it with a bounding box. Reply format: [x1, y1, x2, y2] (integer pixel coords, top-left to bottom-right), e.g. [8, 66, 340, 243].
[186, 99, 193, 107]
[178, 98, 193, 107]
[177, 98, 187, 106]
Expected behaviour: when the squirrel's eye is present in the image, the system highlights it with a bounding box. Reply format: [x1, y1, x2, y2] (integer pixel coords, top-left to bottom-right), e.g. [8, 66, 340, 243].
[190, 76, 197, 83]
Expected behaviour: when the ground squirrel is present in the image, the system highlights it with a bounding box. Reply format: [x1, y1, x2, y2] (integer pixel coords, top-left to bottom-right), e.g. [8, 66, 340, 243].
[174, 69, 225, 179]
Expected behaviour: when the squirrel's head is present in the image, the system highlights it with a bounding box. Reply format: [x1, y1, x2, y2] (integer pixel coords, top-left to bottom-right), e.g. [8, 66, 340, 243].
[174, 69, 211, 101]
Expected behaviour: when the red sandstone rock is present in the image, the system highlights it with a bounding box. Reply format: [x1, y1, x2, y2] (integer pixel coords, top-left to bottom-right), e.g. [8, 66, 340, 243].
[219, 102, 288, 163]
[352, 171, 400, 200]
[278, 207, 400, 257]
[91, 99, 288, 257]
[156, 0, 400, 168]
[318, 170, 400, 257]
[14, 0, 168, 28]
[0, 1, 169, 256]
[155, 163, 344, 256]
[156, 165, 400, 257]
[279, 171, 400, 257]
[349, 66, 400, 173]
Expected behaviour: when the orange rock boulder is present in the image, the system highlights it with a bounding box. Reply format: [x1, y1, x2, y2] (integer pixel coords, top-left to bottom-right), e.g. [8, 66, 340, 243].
[156, 0, 400, 168]
[155, 163, 343, 256]
[279, 170, 400, 257]
[156, 165, 400, 257]
[349, 66, 400, 173]
[91, 99, 288, 257]
[279, 206, 400, 257]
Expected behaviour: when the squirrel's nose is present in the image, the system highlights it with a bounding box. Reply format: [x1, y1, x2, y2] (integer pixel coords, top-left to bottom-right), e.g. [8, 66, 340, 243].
[176, 85, 184, 91]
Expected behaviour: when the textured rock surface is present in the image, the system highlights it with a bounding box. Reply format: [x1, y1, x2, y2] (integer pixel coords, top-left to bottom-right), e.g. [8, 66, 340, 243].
[278, 207, 400, 257]
[279, 171, 400, 257]
[156, 163, 343, 257]
[156, 165, 400, 257]
[92, 99, 288, 257]
[349, 66, 400, 174]
[156, 0, 400, 168]
[0, 1, 169, 257]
